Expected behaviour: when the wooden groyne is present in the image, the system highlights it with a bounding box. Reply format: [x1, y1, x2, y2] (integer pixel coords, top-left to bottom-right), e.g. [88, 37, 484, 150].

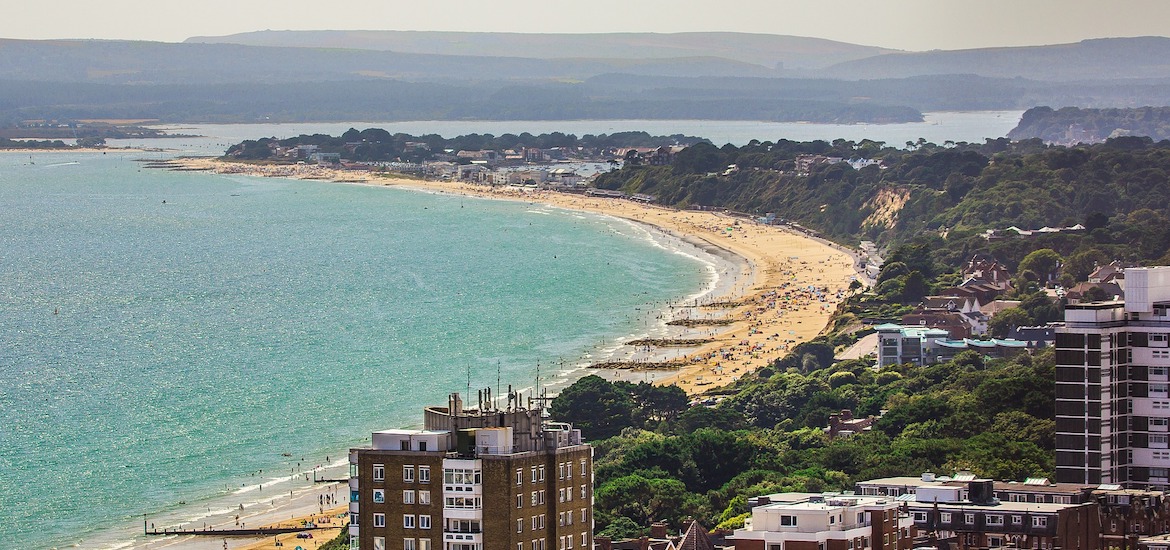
[145, 525, 332, 537]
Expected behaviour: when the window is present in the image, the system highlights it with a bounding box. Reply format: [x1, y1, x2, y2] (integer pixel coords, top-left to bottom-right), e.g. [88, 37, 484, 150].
[538, 465, 545, 481]
[373, 489, 385, 504]
[941, 512, 952, 522]
[419, 515, 431, 529]
[516, 468, 524, 486]
[351, 512, 359, 526]
[418, 466, 430, 483]
[419, 539, 430, 550]
[581, 509, 587, 523]
[374, 513, 386, 528]
[418, 490, 430, 505]
[567, 488, 572, 502]
[987, 515, 1004, 526]
[540, 515, 546, 529]
[582, 534, 588, 548]
[517, 494, 523, 509]
[401, 490, 413, 504]
[1154, 434, 1170, 448]
[559, 463, 566, 480]
[1155, 367, 1169, 376]
[403, 466, 414, 483]
[404, 515, 415, 529]
[517, 519, 524, 533]
[1033, 516, 1049, 528]
[1154, 418, 1170, 428]
[373, 537, 385, 550]
[559, 488, 565, 503]
[373, 464, 385, 482]
[532, 491, 538, 506]
[443, 496, 481, 509]
[444, 468, 481, 485]
[403, 539, 415, 550]
[532, 516, 538, 530]
[531, 466, 538, 482]
[581, 459, 587, 476]
[418, 441, 427, 452]
[913, 512, 927, 522]
[1013, 515, 1023, 525]
[780, 515, 797, 526]
[539, 490, 545, 504]
[964, 513, 975, 525]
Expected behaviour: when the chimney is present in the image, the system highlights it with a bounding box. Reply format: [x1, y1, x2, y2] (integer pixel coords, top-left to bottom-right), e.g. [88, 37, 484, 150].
[840, 409, 853, 421]
[650, 521, 668, 539]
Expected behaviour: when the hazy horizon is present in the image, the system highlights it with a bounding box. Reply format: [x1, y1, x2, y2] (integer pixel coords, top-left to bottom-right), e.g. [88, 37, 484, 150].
[7, 0, 1170, 52]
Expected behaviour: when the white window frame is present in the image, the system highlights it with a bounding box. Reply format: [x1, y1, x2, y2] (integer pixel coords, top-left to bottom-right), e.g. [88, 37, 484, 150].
[402, 490, 414, 504]
[374, 513, 386, 528]
[418, 466, 430, 483]
[404, 515, 415, 529]
[373, 464, 385, 482]
[373, 489, 385, 504]
[419, 515, 431, 529]
[403, 466, 415, 483]
[418, 490, 430, 505]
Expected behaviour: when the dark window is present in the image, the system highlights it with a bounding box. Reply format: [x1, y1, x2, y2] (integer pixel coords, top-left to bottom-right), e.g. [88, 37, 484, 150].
[1057, 333, 1086, 348]
[1133, 332, 1150, 348]
[1056, 350, 1086, 366]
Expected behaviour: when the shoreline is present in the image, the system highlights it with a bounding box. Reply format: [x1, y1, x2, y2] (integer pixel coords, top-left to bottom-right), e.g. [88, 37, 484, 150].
[165, 158, 859, 394]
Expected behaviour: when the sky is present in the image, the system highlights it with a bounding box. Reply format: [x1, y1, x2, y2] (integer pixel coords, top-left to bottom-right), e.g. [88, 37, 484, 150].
[4, 0, 1169, 52]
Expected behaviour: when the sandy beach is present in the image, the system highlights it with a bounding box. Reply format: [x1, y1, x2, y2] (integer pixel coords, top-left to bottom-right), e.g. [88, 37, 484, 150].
[165, 158, 860, 395]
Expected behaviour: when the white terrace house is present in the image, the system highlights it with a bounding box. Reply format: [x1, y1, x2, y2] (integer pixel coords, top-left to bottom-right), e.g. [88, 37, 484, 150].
[730, 493, 913, 550]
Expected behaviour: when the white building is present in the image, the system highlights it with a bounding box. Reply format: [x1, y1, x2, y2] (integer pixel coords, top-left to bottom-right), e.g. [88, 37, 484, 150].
[729, 493, 913, 550]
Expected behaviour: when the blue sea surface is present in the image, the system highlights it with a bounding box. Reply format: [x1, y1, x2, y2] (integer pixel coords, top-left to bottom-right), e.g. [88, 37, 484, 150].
[0, 152, 706, 548]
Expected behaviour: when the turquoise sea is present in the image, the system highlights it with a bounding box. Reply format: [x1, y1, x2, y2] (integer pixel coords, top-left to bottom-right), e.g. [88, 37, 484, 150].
[2, 113, 1020, 548]
[0, 151, 710, 549]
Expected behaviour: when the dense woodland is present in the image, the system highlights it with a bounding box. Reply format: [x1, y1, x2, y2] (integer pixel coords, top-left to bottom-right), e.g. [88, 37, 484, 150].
[225, 129, 706, 162]
[549, 134, 1170, 537]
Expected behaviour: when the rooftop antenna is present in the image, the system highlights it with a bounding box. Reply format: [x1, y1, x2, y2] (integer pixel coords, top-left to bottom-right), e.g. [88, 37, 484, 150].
[466, 364, 471, 403]
[497, 360, 502, 407]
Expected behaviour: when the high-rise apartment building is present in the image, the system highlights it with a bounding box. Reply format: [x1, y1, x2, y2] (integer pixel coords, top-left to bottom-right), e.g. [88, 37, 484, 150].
[1056, 266, 1170, 488]
[348, 392, 593, 550]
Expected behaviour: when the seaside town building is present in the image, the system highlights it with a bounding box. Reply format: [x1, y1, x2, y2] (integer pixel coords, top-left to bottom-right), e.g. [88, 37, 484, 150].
[728, 492, 914, 550]
[856, 473, 1170, 549]
[1055, 266, 1170, 490]
[348, 392, 593, 550]
[875, 323, 1028, 367]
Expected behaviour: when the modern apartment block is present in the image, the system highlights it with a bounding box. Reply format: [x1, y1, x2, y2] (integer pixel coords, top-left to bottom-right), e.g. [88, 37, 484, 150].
[1056, 266, 1170, 489]
[729, 492, 914, 550]
[348, 392, 593, 550]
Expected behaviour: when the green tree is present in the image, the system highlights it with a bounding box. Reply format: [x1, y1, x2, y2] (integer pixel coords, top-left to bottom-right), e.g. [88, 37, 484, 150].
[988, 307, 1032, 338]
[1017, 249, 1063, 284]
[549, 375, 635, 440]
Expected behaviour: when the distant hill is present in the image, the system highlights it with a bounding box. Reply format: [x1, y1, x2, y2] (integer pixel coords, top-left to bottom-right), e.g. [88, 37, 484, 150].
[821, 37, 1170, 81]
[0, 38, 778, 85]
[185, 30, 897, 71]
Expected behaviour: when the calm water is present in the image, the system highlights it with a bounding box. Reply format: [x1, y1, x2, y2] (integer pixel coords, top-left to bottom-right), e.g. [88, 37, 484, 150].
[0, 151, 709, 548]
[114, 111, 1024, 153]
